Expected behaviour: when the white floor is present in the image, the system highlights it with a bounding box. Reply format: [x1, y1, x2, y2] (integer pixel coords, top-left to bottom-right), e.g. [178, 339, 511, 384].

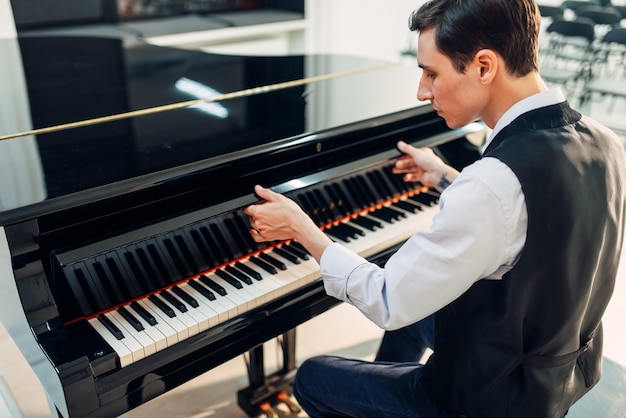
[1, 93, 626, 418]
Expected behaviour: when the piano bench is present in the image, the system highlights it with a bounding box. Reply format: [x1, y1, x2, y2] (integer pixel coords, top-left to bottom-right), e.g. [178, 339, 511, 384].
[567, 357, 626, 418]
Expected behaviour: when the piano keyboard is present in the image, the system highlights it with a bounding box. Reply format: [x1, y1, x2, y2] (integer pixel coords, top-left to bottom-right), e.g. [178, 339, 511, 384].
[57, 162, 440, 368]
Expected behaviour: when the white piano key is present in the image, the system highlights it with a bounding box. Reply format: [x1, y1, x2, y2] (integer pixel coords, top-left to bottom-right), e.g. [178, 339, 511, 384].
[141, 298, 190, 342]
[102, 312, 147, 363]
[88, 317, 134, 368]
[196, 275, 241, 321]
[108, 310, 156, 358]
[207, 273, 258, 314]
[344, 203, 438, 258]
[186, 279, 237, 326]
[126, 306, 170, 352]
[134, 299, 179, 347]
[177, 282, 220, 329]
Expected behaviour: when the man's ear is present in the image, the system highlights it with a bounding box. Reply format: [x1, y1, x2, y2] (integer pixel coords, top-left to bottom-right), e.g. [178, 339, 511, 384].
[474, 49, 498, 84]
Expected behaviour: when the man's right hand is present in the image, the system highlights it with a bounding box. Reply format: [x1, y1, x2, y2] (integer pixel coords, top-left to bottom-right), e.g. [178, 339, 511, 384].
[393, 141, 459, 191]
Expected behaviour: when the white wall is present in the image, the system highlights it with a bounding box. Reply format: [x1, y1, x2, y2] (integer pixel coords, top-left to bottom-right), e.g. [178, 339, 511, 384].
[307, 0, 427, 62]
[0, 0, 16, 38]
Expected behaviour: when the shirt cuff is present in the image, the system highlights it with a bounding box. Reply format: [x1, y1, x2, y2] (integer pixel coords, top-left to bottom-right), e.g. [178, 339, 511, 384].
[320, 242, 368, 302]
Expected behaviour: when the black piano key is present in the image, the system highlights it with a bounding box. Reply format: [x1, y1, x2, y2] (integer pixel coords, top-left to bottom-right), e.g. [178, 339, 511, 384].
[106, 254, 143, 299]
[344, 177, 367, 209]
[171, 285, 199, 308]
[351, 215, 382, 231]
[273, 247, 300, 264]
[121, 249, 151, 294]
[200, 225, 229, 264]
[98, 314, 124, 340]
[130, 301, 157, 325]
[160, 235, 190, 281]
[189, 228, 218, 270]
[327, 222, 365, 242]
[177, 227, 211, 273]
[324, 184, 347, 218]
[225, 265, 253, 285]
[234, 261, 263, 281]
[356, 174, 379, 205]
[249, 256, 277, 274]
[224, 217, 253, 255]
[283, 243, 309, 260]
[209, 223, 236, 261]
[160, 290, 188, 313]
[295, 192, 320, 225]
[144, 244, 170, 287]
[189, 280, 217, 301]
[175, 233, 201, 275]
[118, 306, 145, 331]
[369, 206, 406, 223]
[331, 182, 354, 214]
[90, 260, 125, 306]
[374, 169, 397, 199]
[63, 266, 98, 315]
[410, 190, 439, 206]
[258, 252, 287, 271]
[325, 224, 354, 243]
[215, 269, 243, 289]
[149, 294, 176, 318]
[290, 241, 309, 254]
[384, 164, 411, 194]
[342, 222, 365, 238]
[200, 275, 228, 296]
[312, 189, 333, 224]
[74, 262, 110, 312]
[367, 171, 390, 200]
[234, 212, 263, 253]
[393, 200, 421, 213]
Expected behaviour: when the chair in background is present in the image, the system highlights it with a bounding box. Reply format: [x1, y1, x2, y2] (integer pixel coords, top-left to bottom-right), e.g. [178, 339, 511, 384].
[562, 0, 602, 13]
[575, 4, 622, 38]
[540, 18, 597, 102]
[538, 4, 566, 53]
[539, 4, 565, 18]
[581, 27, 626, 113]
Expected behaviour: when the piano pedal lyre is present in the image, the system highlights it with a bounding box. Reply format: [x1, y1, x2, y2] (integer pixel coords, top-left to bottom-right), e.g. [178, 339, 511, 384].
[237, 329, 303, 417]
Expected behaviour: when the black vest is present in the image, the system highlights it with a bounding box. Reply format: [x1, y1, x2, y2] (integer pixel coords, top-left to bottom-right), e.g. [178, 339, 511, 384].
[424, 102, 626, 418]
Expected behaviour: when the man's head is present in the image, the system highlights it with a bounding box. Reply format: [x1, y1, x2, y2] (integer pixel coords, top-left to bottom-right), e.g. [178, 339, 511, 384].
[408, 0, 545, 129]
[409, 0, 541, 76]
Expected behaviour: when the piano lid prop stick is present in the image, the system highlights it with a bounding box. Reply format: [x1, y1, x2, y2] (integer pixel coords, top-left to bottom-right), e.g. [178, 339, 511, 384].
[0, 62, 395, 142]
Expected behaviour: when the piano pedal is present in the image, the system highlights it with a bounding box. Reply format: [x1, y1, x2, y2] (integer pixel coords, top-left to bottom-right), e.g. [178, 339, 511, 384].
[277, 390, 302, 414]
[259, 402, 279, 418]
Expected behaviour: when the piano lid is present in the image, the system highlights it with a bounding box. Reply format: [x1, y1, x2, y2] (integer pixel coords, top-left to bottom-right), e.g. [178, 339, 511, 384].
[0, 35, 429, 218]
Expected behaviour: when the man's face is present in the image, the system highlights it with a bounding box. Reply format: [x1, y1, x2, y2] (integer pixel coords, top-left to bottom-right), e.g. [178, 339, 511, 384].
[416, 29, 485, 129]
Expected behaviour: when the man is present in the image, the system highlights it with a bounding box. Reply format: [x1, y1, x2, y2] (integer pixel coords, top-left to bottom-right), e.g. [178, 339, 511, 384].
[244, 0, 626, 416]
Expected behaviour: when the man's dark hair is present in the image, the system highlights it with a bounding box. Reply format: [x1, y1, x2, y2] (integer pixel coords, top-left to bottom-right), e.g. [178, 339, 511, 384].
[409, 0, 540, 76]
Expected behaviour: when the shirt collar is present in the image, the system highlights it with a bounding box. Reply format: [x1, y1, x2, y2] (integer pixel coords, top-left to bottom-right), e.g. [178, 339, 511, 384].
[483, 88, 566, 152]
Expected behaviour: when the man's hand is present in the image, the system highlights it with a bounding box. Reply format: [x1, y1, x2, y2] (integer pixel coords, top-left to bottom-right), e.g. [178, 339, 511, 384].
[244, 185, 333, 262]
[393, 141, 459, 192]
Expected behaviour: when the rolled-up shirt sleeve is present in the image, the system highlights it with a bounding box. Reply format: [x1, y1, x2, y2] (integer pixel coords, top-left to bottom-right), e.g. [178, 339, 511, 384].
[319, 157, 526, 330]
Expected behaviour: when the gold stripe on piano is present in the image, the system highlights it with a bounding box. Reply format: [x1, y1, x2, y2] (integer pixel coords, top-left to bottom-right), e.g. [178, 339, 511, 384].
[0, 63, 395, 142]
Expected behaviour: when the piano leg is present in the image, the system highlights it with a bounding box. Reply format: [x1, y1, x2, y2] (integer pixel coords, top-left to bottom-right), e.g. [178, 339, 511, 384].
[237, 329, 302, 417]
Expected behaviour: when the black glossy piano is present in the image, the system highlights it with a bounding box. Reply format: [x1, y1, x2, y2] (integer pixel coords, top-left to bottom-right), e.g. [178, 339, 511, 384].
[0, 34, 484, 417]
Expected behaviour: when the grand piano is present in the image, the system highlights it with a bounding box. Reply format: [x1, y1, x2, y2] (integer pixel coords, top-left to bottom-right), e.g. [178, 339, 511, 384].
[0, 30, 485, 417]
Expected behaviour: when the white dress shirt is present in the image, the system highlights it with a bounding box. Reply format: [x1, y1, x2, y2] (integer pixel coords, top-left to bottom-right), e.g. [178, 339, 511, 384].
[319, 89, 566, 330]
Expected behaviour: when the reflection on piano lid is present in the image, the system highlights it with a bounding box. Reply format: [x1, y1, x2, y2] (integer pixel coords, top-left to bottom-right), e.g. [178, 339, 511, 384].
[0, 34, 485, 417]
